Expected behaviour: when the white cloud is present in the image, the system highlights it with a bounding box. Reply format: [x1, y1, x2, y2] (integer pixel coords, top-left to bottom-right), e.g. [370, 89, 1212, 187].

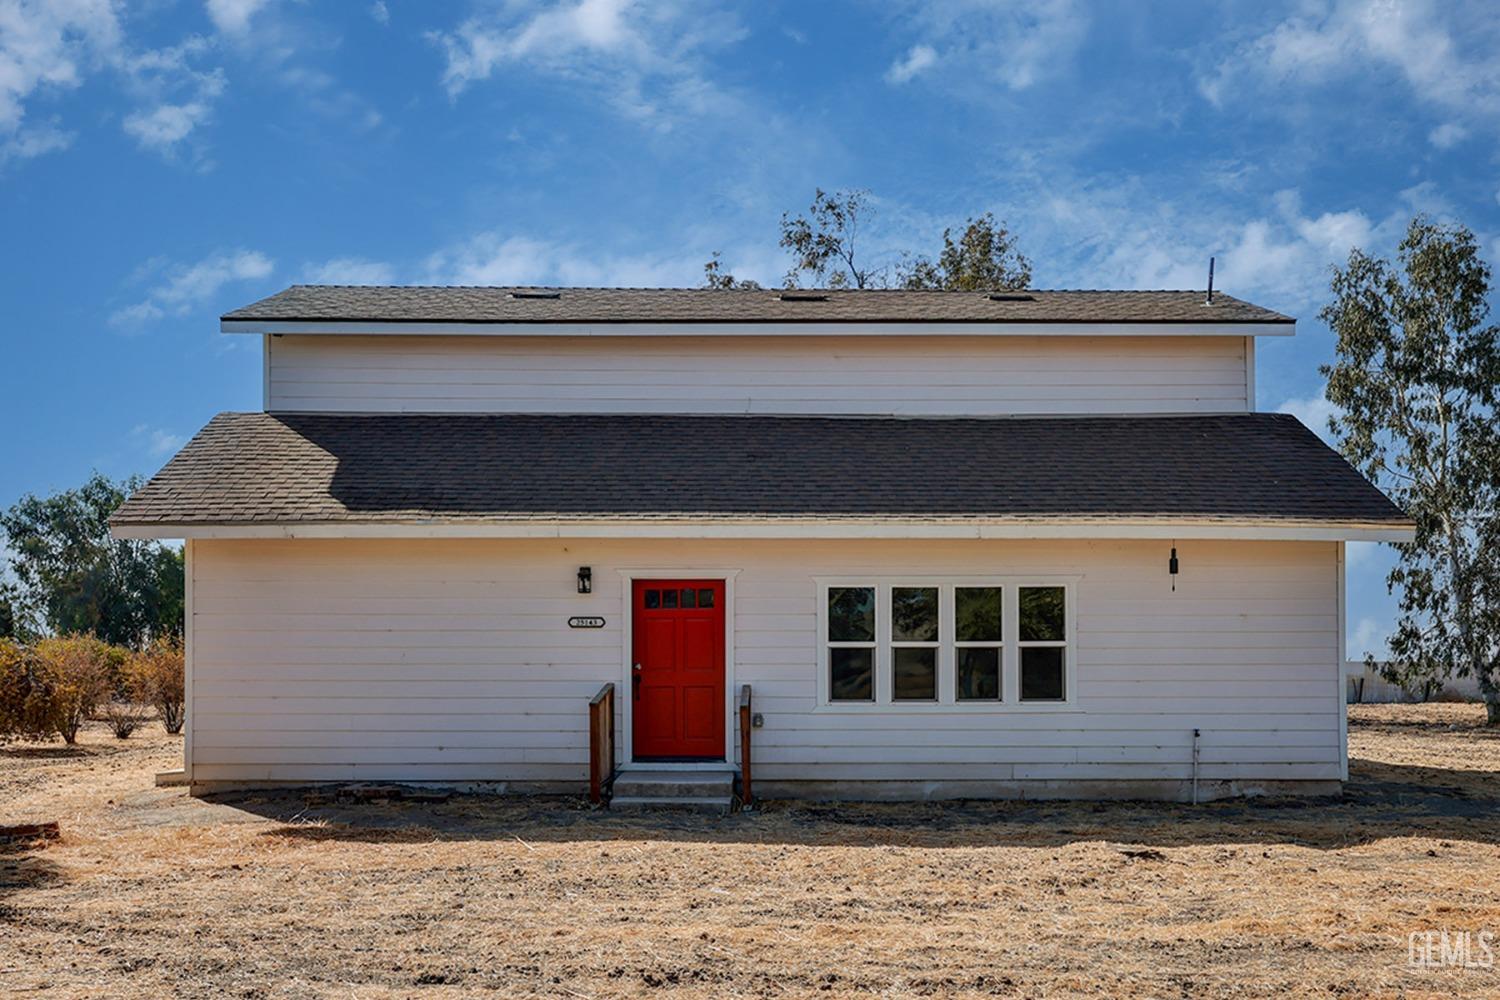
[429, 0, 747, 127]
[423, 232, 704, 287]
[0, 0, 123, 153]
[1427, 121, 1468, 148]
[885, 44, 936, 85]
[1276, 394, 1338, 441]
[1009, 165, 1402, 320]
[0, 118, 71, 163]
[370, 1, 389, 26]
[121, 68, 225, 153]
[0, 4, 231, 164]
[1349, 615, 1390, 659]
[1201, 1, 1500, 129]
[279, 65, 383, 131]
[881, 0, 1089, 93]
[111, 249, 274, 329]
[1345, 540, 1379, 571]
[131, 424, 186, 458]
[204, 0, 272, 37]
[304, 257, 395, 285]
[117, 37, 226, 157]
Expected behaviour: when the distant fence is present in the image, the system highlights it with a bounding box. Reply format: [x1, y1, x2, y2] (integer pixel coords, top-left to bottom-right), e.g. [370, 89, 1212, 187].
[1344, 661, 1481, 704]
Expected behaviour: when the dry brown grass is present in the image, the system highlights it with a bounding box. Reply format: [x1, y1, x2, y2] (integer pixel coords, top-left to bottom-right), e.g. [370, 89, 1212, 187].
[4, 707, 1500, 998]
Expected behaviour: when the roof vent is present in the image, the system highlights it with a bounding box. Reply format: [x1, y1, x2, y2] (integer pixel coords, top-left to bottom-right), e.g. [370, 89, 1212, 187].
[509, 290, 561, 300]
[777, 292, 829, 302]
[987, 293, 1035, 302]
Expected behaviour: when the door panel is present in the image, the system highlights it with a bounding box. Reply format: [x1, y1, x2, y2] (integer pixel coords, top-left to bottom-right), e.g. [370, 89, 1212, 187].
[632, 580, 726, 760]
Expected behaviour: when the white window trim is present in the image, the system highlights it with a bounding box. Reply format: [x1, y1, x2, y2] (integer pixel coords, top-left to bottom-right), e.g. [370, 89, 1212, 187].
[814, 576, 1080, 713]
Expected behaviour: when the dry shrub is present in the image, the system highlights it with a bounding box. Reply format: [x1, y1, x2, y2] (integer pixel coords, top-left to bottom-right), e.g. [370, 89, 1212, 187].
[102, 698, 150, 739]
[32, 635, 113, 744]
[99, 643, 132, 699]
[0, 638, 59, 740]
[126, 636, 185, 734]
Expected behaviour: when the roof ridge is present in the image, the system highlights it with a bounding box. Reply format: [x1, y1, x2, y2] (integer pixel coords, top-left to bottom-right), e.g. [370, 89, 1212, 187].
[283, 284, 1224, 294]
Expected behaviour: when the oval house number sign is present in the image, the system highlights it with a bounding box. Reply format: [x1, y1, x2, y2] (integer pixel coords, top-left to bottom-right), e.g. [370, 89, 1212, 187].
[568, 616, 606, 629]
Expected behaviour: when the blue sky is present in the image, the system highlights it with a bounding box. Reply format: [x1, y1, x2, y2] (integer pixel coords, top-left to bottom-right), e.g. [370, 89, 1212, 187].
[3, 0, 1498, 655]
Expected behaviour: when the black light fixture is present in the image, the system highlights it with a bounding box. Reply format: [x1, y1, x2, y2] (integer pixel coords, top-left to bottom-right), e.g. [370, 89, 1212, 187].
[1169, 546, 1180, 592]
[577, 566, 592, 594]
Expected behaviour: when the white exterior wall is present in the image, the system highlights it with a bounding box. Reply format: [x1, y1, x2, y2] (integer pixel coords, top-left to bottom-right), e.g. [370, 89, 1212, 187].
[187, 536, 1341, 794]
[265, 334, 1251, 415]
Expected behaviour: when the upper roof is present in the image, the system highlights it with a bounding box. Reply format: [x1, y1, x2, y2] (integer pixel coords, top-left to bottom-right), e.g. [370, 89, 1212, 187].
[221, 286, 1294, 326]
[112, 412, 1406, 538]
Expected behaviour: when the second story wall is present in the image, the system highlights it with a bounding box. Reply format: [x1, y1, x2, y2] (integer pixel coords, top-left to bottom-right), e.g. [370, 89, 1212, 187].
[265, 333, 1253, 416]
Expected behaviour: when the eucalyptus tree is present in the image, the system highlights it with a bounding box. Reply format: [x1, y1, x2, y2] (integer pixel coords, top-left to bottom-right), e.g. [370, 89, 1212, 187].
[1322, 217, 1500, 723]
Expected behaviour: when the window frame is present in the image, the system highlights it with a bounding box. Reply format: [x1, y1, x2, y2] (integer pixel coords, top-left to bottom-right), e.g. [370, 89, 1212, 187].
[1017, 585, 1070, 703]
[825, 585, 878, 703]
[814, 576, 1079, 713]
[889, 585, 942, 703]
[954, 585, 1005, 703]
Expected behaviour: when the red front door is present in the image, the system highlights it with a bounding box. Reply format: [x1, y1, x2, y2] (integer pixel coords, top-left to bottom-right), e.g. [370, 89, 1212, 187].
[632, 579, 726, 760]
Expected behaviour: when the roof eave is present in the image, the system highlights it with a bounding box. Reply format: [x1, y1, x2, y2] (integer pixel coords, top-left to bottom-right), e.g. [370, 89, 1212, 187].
[111, 516, 1414, 543]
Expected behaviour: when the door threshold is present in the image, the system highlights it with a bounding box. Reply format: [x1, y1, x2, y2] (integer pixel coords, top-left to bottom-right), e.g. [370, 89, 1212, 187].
[621, 760, 732, 772]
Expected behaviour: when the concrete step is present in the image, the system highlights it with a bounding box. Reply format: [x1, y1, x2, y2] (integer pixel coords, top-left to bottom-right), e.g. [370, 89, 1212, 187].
[609, 795, 734, 814]
[609, 768, 737, 811]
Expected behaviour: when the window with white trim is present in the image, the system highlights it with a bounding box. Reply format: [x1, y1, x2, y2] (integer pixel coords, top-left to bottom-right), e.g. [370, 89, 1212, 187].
[1018, 586, 1067, 702]
[955, 586, 1003, 701]
[819, 580, 1072, 707]
[826, 586, 876, 702]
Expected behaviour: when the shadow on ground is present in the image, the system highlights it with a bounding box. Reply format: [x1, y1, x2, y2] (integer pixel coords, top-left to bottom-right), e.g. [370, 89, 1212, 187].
[2, 746, 97, 760]
[181, 758, 1500, 853]
[0, 844, 66, 899]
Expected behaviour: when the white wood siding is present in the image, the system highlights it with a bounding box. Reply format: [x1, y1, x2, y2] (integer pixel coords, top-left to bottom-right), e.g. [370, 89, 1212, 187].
[266, 334, 1250, 415]
[188, 537, 1339, 788]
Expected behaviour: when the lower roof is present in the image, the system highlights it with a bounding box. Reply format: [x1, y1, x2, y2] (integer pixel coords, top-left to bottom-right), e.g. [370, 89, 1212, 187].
[110, 412, 1410, 541]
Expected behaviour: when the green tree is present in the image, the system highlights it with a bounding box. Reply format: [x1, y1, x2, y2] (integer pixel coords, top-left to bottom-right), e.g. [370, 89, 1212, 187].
[0, 583, 17, 640]
[899, 213, 1032, 291]
[1320, 217, 1500, 724]
[1, 473, 184, 649]
[701, 252, 761, 290]
[779, 188, 881, 289]
[716, 189, 1031, 293]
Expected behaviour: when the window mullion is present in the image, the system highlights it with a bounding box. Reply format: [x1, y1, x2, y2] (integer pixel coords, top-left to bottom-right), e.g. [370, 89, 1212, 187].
[939, 584, 954, 705]
[876, 585, 892, 704]
[1003, 584, 1018, 704]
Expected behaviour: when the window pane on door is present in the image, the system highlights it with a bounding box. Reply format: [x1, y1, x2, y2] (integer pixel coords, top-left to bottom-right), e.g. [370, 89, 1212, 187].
[891, 587, 939, 641]
[1019, 587, 1066, 641]
[681, 587, 697, 608]
[830, 647, 874, 701]
[662, 588, 678, 609]
[893, 647, 936, 700]
[955, 587, 1002, 642]
[644, 589, 660, 609]
[1020, 647, 1065, 701]
[698, 588, 715, 608]
[828, 587, 875, 642]
[957, 647, 1000, 700]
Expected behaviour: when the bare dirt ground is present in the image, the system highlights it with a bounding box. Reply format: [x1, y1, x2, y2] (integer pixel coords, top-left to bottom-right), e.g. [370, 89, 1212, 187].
[3, 705, 1499, 999]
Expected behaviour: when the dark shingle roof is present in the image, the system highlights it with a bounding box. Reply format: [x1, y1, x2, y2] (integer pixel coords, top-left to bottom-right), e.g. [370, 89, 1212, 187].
[222, 286, 1293, 325]
[112, 412, 1406, 528]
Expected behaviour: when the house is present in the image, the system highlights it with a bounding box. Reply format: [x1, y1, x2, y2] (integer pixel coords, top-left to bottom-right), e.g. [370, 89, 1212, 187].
[110, 286, 1413, 804]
